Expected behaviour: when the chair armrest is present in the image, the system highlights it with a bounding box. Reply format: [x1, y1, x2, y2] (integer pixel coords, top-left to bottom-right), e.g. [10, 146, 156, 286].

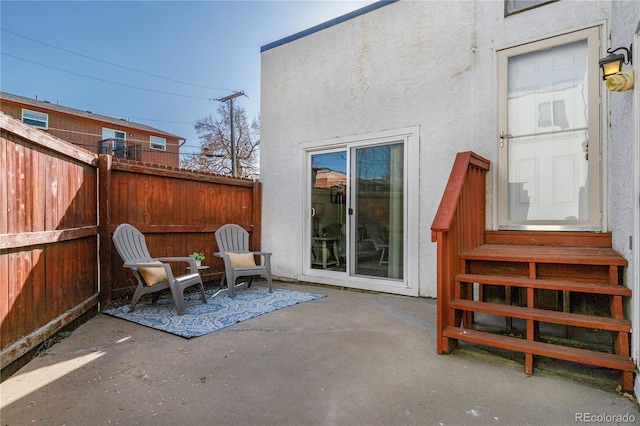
[156, 256, 194, 262]
[124, 260, 168, 268]
[361, 238, 385, 250]
[215, 251, 272, 257]
[123, 261, 175, 281]
[155, 256, 199, 271]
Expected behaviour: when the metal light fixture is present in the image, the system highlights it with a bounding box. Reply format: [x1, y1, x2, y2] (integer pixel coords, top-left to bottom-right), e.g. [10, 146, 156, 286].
[599, 45, 632, 80]
[599, 44, 634, 92]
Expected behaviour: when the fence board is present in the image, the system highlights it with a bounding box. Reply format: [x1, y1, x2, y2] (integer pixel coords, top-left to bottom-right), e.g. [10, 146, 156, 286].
[0, 136, 6, 235]
[7, 141, 19, 232]
[31, 248, 45, 332]
[0, 254, 7, 346]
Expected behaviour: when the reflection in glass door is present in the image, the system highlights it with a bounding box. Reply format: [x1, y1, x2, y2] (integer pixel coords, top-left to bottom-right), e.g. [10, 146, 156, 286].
[310, 151, 347, 272]
[498, 28, 601, 229]
[353, 143, 403, 280]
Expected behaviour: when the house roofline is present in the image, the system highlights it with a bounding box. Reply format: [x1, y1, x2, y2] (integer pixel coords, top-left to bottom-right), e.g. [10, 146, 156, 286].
[260, 0, 398, 53]
[0, 91, 184, 140]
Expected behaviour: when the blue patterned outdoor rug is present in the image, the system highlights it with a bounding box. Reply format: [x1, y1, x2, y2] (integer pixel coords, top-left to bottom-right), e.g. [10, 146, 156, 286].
[103, 286, 325, 338]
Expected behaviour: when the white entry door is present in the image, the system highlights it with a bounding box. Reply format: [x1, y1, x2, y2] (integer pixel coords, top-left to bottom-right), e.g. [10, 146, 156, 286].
[497, 28, 602, 230]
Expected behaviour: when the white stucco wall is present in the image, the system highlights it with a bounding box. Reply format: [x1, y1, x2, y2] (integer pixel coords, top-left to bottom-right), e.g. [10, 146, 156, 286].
[605, 0, 640, 388]
[608, 3, 639, 281]
[260, 0, 639, 299]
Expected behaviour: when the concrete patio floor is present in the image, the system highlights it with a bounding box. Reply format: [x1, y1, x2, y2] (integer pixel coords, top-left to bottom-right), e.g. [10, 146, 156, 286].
[1, 281, 638, 425]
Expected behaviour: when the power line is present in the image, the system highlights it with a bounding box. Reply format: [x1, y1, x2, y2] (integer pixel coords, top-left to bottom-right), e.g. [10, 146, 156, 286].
[42, 126, 210, 150]
[1, 28, 233, 92]
[2, 52, 214, 100]
[68, 140, 220, 158]
[2, 52, 256, 126]
[244, 93, 261, 109]
[93, 113, 196, 125]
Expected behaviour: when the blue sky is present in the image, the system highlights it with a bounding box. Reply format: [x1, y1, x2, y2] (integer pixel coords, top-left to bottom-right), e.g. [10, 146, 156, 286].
[1, 0, 375, 159]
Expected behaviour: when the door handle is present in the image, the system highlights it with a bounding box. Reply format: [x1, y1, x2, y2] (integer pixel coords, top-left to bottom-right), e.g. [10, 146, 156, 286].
[499, 131, 511, 148]
[584, 141, 589, 161]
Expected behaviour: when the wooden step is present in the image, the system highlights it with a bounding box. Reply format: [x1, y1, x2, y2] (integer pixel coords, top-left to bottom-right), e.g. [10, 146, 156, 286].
[443, 326, 636, 372]
[449, 299, 631, 332]
[460, 244, 627, 266]
[456, 274, 632, 296]
[484, 230, 613, 248]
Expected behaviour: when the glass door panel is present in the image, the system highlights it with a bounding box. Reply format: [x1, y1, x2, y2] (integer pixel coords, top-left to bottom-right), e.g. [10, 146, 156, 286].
[310, 151, 347, 271]
[507, 40, 588, 222]
[498, 27, 601, 229]
[353, 142, 403, 280]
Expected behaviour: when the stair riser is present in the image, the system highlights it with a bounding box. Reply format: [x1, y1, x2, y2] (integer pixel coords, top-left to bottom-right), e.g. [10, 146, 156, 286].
[443, 327, 635, 372]
[468, 261, 612, 284]
[478, 285, 615, 316]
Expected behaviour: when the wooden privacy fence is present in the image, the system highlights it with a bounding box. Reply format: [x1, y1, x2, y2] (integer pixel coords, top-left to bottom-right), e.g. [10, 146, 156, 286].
[1, 113, 99, 371]
[99, 155, 262, 301]
[1, 112, 262, 372]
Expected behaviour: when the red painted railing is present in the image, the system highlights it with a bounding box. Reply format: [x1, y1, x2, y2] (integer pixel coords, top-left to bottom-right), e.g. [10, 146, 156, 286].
[430, 151, 490, 354]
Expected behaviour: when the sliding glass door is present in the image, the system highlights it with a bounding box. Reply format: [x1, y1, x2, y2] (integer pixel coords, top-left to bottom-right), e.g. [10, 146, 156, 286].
[308, 141, 404, 282]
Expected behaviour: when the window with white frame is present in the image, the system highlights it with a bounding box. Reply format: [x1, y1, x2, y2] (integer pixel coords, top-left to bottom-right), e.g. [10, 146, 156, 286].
[150, 135, 166, 151]
[22, 109, 48, 129]
[102, 128, 126, 140]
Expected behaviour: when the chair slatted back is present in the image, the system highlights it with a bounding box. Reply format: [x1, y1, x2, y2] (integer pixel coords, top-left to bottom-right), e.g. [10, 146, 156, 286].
[215, 224, 250, 253]
[113, 223, 153, 263]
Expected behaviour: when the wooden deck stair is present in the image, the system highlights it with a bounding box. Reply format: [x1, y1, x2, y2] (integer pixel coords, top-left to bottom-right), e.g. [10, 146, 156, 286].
[430, 153, 635, 391]
[449, 241, 634, 390]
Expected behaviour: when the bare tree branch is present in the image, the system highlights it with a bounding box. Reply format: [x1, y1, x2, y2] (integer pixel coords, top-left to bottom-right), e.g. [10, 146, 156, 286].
[181, 103, 259, 178]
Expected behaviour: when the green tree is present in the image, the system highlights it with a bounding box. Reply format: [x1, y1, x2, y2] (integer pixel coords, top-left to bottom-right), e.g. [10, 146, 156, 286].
[181, 103, 259, 177]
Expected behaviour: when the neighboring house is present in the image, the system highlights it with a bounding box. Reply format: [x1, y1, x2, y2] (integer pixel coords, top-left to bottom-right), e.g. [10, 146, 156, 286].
[0, 91, 183, 167]
[260, 1, 639, 391]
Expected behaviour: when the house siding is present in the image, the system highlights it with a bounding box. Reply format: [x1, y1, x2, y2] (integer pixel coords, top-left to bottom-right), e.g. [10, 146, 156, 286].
[1, 96, 181, 167]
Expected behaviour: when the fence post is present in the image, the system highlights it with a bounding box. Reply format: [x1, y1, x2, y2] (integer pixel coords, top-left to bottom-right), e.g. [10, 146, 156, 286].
[98, 154, 112, 306]
[252, 181, 262, 252]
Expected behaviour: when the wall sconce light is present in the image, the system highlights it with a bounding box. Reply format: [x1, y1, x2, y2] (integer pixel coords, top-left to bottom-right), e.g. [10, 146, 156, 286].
[600, 45, 632, 79]
[599, 44, 634, 91]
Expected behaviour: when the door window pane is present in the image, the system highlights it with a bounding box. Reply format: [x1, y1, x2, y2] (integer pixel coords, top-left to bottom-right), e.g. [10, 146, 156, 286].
[354, 142, 403, 280]
[507, 39, 589, 222]
[310, 151, 347, 271]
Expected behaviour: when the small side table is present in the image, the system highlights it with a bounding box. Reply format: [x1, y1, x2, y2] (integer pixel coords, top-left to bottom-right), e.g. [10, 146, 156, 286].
[187, 265, 210, 275]
[185, 265, 212, 298]
[312, 237, 340, 269]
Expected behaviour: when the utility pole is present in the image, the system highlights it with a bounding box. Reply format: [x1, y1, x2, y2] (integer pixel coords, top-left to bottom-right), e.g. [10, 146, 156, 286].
[216, 91, 244, 177]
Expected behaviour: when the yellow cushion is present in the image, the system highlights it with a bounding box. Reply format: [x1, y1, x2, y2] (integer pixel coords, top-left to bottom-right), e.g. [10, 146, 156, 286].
[226, 252, 256, 267]
[138, 261, 168, 286]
